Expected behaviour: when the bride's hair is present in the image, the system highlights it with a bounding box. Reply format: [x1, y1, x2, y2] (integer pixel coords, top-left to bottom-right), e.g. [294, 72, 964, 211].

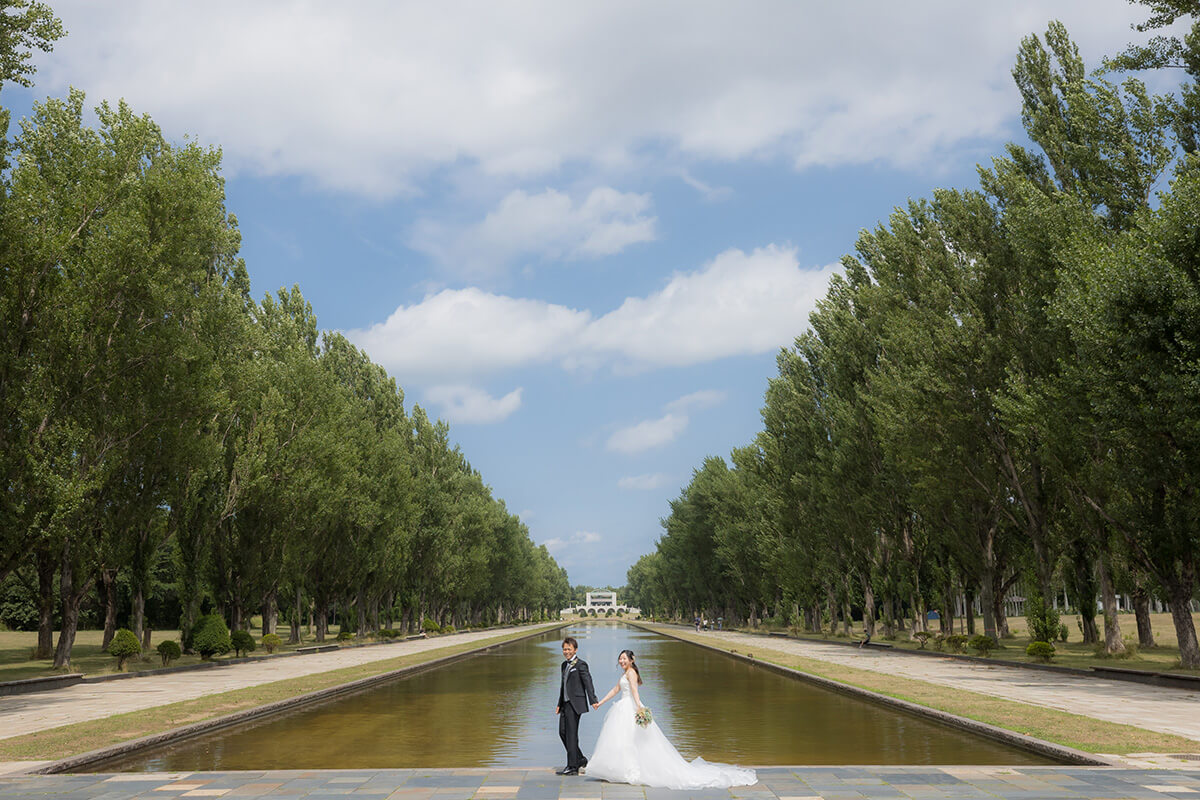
[619, 649, 643, 684]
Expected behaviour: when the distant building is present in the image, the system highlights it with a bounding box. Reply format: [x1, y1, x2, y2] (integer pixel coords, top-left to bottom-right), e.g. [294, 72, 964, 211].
[561, 590, 639, 617]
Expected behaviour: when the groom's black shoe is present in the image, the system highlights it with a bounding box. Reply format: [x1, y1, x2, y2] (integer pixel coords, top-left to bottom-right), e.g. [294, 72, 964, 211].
[555, 767, 577, 776]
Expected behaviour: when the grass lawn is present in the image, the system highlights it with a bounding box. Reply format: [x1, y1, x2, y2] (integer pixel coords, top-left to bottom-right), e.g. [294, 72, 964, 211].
[0, 622, 409, 682]
[649, 624, 1200, 756]
[0, 624, 554, 763]
[742, 611, 1200, 675]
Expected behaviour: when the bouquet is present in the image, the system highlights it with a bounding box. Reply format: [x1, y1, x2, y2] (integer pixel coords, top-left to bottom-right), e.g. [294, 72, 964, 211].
[634, 706, 653, 728]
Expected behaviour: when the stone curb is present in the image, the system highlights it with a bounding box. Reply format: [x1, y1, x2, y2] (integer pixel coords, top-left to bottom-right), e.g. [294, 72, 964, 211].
[633, 622, 1118, 767]
[30, 622, 568, 776]
[0, 673, 84, 697]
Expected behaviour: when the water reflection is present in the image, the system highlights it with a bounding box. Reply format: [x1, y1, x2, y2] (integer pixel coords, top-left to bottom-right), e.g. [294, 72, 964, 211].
[93, 622, 1053, 770]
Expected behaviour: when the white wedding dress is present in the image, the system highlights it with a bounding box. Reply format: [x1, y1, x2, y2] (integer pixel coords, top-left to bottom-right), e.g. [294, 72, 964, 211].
[585, 675, 757, 789]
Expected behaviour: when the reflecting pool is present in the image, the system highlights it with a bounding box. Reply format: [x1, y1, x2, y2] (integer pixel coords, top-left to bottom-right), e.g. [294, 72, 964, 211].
[92, 622, 1055, 770]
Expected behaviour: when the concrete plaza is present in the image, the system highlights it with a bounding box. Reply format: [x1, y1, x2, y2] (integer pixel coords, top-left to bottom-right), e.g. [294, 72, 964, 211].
[5, 766, 1200, 800]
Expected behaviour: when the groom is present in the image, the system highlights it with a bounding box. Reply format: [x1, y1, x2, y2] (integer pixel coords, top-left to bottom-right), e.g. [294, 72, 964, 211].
[554, 636, 599, 775]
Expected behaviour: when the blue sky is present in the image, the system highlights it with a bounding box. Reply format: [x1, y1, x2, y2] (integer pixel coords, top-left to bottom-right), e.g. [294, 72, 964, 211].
[17, 1, 1160, 587]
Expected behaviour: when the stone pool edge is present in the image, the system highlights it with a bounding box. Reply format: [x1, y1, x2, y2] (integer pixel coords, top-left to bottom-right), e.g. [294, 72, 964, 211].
[30, 622, 569, 776]
[631, 621, 1116, 768]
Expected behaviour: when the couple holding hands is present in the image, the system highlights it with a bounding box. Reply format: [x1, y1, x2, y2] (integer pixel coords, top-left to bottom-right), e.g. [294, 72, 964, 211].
[554, 636, 755, 790]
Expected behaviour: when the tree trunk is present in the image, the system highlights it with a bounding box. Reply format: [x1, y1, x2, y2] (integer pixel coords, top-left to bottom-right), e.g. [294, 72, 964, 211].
[825, 584, 838, 634]
[356, 588, 368, 636]
[1133, 585, 1156, 648]
[100, 568, 118, 650]
[230, 593, 243, 632]
[52, 546, 93, 669]
[132, 586, 146, 649]
[882, 595, 896, 638]
[261, 589, 277, 636]
[289, 586, 302, 644]
[1169, 582, 1200, 669]
[1097, 551, 1125, 655]
[861, 577, 876, 639]
[314, 599, 328, 642]
[965, 587, 976, 635]
[35, 546, 56, 660]
[911, 593, 926, 636]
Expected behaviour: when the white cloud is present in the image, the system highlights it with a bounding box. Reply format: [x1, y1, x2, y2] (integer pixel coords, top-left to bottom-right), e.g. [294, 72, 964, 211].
[607, 413, 688, 454]
[409, 187, 655, 277]
[425, 385, 523, 424]
[347, 245, 839, 380]
[618, 473, 671, 490]
[607, 389, 726, 455]
[347, 287, 590, 379]
[582, 245, 835, 369]
[667, 390, 726, 413]
[541, 530, 602, 553]
[34, 2, 1150, 195]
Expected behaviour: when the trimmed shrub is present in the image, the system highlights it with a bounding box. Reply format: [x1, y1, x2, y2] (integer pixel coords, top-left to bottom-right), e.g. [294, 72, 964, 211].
[1058, 623, 1069, 642]
[912, 631, 931, 650]
[261, 633, 282, 653]
[157, 639, 182, 667]
[943, 634, 969, 653]
[1024, 595, 1061, 644]
[969, 634, 997, 656]
[336, 629, 354, 641]
[1026, 641, 1056, 662]
[422, 617, 442, 633]
[108, 628, 141, 671]
[442, 624, 456, 634]
[231, 629, 256, 657]
[192, 614, 232, 660]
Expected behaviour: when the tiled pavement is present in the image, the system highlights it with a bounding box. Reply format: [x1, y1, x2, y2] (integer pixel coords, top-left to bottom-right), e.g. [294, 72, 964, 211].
[5, 767, 1200, 800]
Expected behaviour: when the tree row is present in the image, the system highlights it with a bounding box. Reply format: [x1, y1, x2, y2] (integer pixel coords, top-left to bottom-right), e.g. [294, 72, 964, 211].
[627, 11, 1200, 667]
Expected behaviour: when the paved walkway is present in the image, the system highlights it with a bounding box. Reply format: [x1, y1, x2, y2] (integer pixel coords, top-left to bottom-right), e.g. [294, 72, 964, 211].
[0, 624, 560, 743]
[656, 626, 1200, 743]
[6, 766, 1200, 800]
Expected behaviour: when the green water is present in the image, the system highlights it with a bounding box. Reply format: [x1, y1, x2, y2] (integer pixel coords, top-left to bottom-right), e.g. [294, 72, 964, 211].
[93, 622, 1055, 770]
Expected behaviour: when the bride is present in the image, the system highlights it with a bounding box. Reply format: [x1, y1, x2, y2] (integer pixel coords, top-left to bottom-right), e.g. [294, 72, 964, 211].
[585, 649, 756, 789]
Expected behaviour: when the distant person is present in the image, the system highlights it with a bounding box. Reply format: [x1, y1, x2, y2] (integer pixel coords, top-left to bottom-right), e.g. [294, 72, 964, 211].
[694, 617, 701, 632]
[587, 649, 757, 789]
[554, 637, 599, 776]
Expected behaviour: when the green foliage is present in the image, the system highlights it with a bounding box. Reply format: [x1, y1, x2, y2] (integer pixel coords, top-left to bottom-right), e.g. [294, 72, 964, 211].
[336, 630, 354, 641]
[261, 633, 282, 653]
[1058, 623, 1070, 642]
[1024, 595, 1061, 644]
[191, 614, 232, 660]
[230, 629, 256, 657]
[969, 634, 998, 656]
[422, 617, 442, 633]
[1026, 641, 1056, 662]
[0, 0, 63, 89]
[912, 631, 931, 649]
[943, 635, 969, 653]
[156, 639, 182, 667]
[107, 629, 141, 670]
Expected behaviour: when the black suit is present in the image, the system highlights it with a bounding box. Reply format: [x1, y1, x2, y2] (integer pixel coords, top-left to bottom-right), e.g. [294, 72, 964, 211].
[557, 657, 598, 769]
